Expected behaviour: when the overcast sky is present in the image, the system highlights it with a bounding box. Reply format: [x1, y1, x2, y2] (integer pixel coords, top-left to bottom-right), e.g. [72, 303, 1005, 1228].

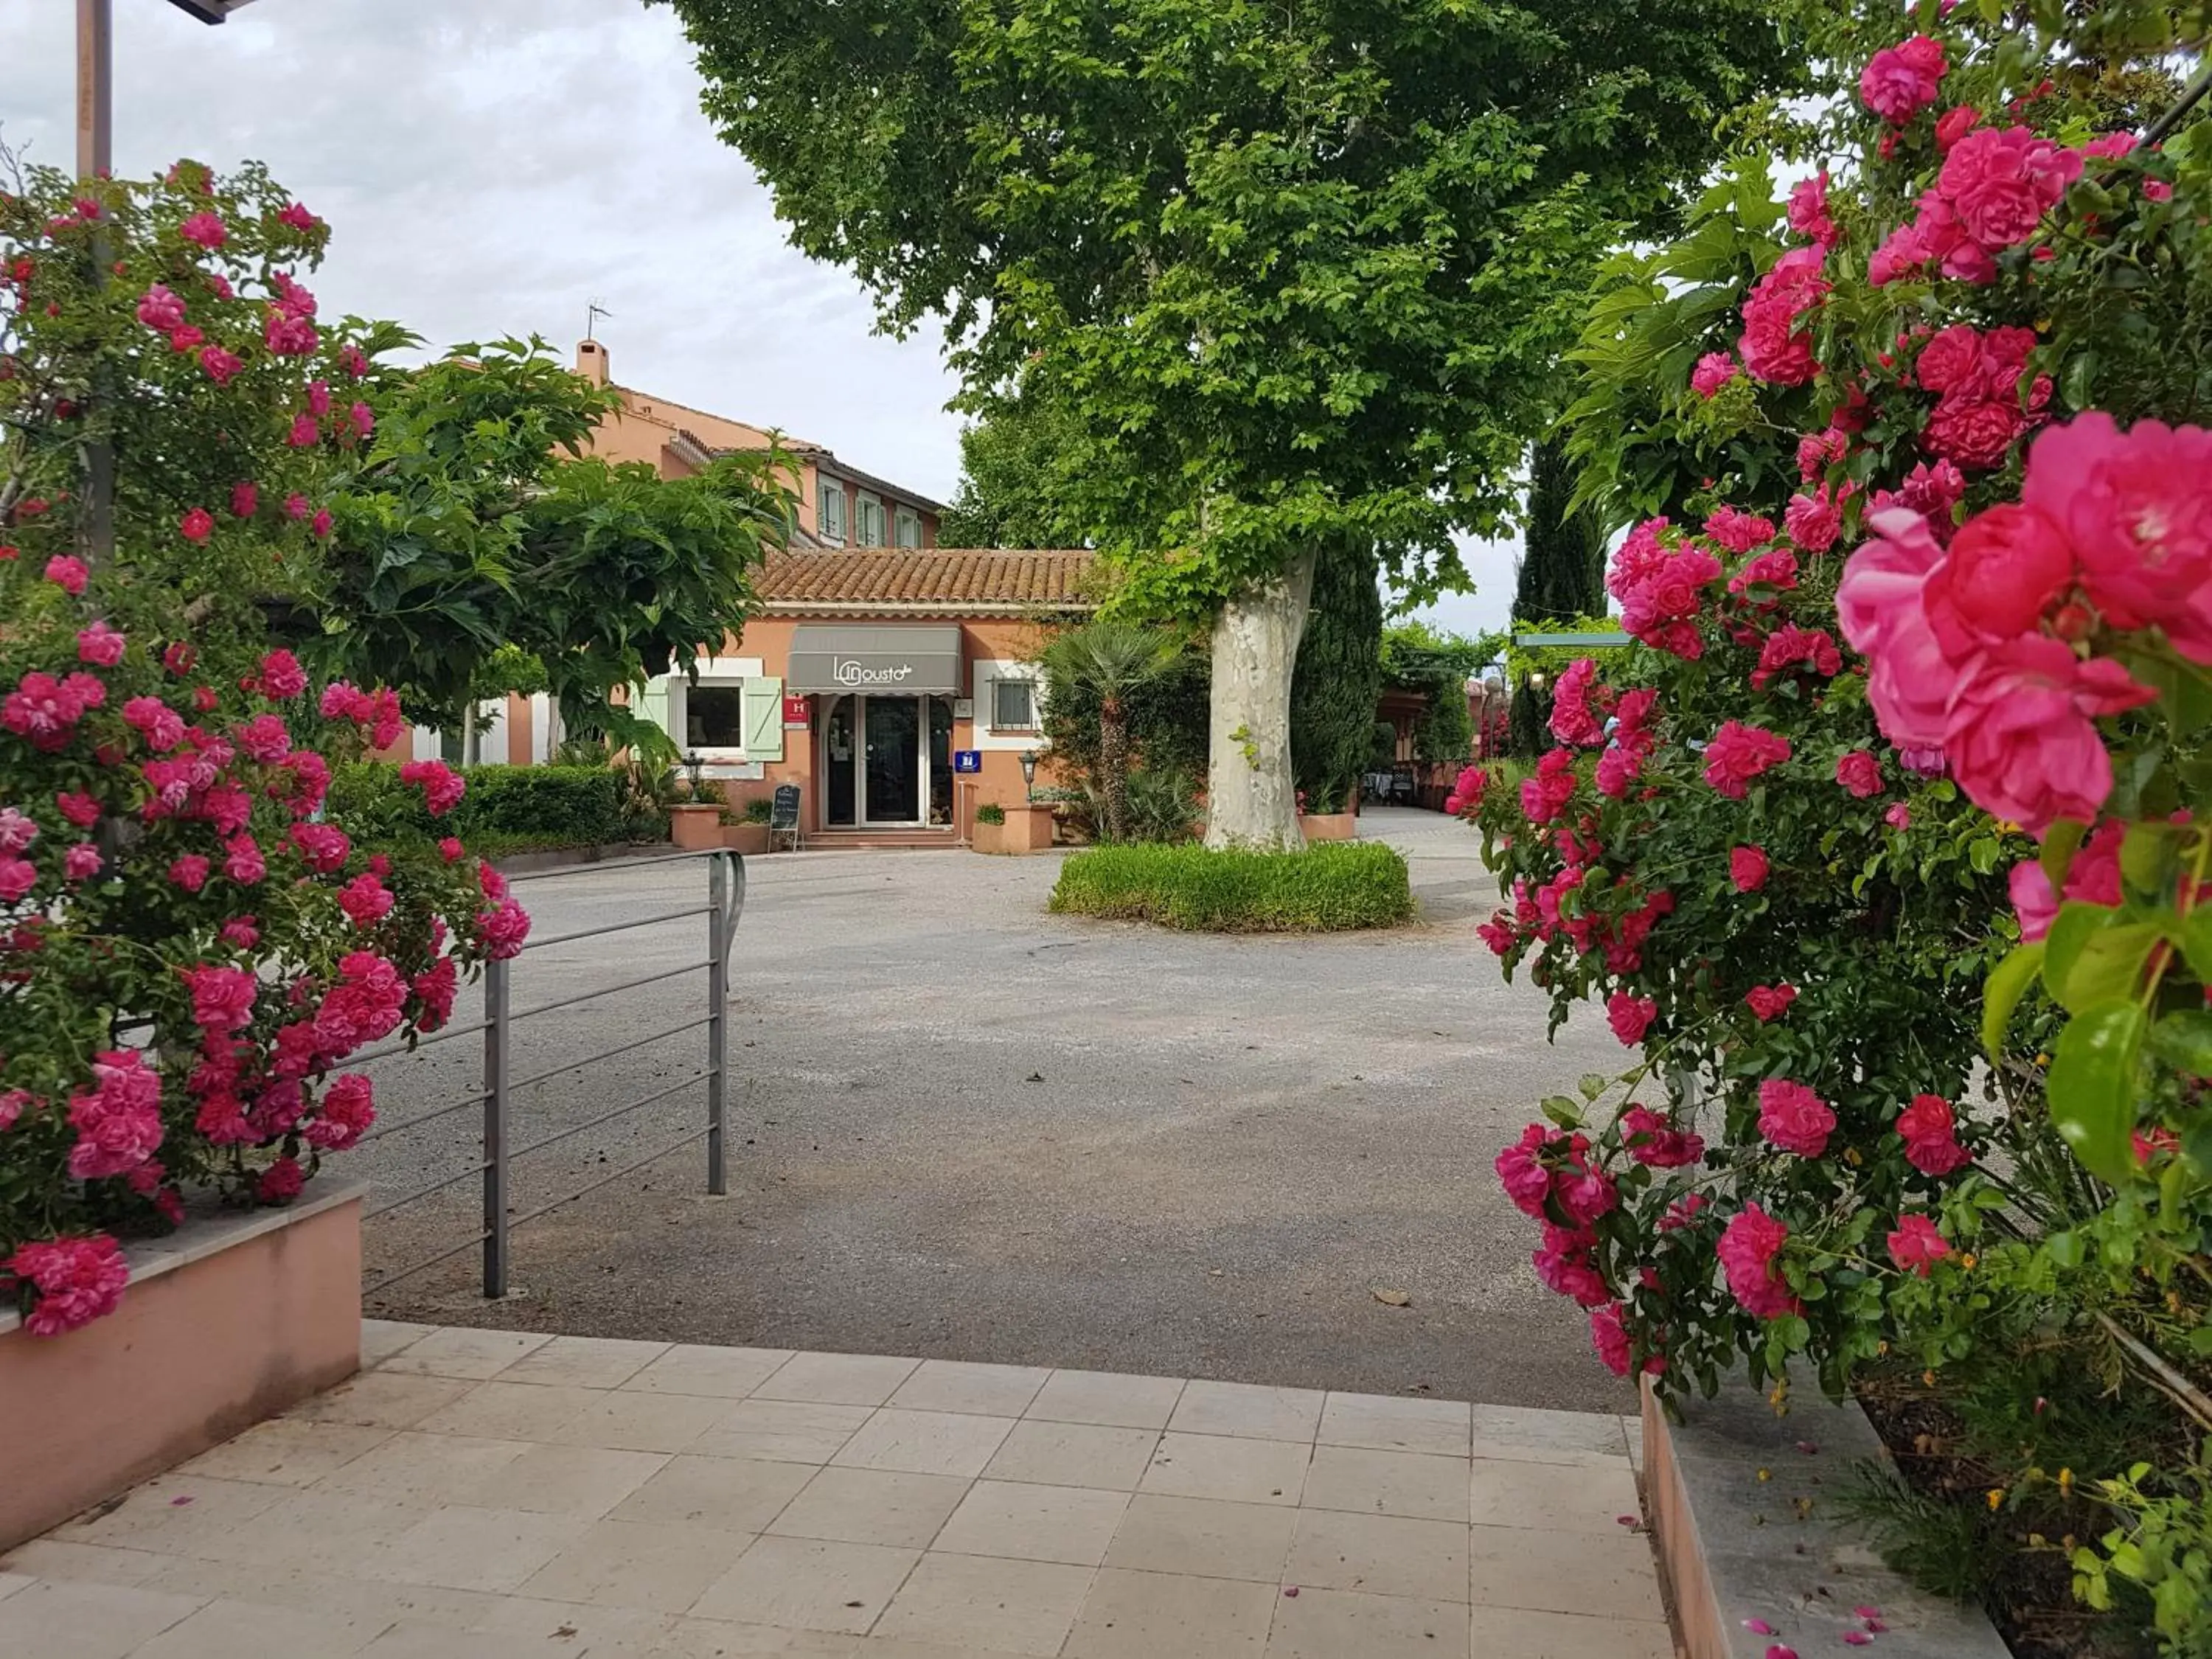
[0, 0, 1514, 635]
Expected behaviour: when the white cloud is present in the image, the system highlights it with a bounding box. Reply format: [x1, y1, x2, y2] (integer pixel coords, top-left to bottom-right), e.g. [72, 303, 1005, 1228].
[0, 0, 967, 498]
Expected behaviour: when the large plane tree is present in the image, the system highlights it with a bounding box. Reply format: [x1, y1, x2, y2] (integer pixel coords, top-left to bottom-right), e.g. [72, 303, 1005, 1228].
[659, 0, 1798, 844]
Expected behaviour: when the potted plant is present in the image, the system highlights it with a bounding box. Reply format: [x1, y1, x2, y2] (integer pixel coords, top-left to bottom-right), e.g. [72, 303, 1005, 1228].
[973, 800, 1009, 854]
[721, 795, 773, 855]
[669, 759, 725, 849]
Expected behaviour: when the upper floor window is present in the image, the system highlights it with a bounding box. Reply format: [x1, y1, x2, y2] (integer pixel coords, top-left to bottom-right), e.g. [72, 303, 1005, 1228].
[894, 506, 922, 549]
[855, 494, 886, 547]
[991, 677, 1038, 731]
[818, 479, 847, 543]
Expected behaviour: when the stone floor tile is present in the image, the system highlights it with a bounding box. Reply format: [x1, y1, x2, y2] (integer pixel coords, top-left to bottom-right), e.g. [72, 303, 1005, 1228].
[1167, 1381, 1324, 1443]
[1300, 1444, 1470, 1523]
[0, 1571, 30, 1601]
[55, 1472, 285, 1557]
[981, 1421, 1159, 1492]
[1026, 1369, 1186, 1431]
[767, 1468, 970, 1550]
[1263, 1586, 1469, 1659]
[1284, 1508, 1470, 1602]
[1464, 1524, 1665, 1621]
[871, 1552, 1093, 1656]
[1467, 1605, 1674, 1658]
[852, 1640, 995, 1659]
[414, 1380, 601, 1442]
[361, 1320, 437, 1368]
[651, 1615, 861, 1655]
[310, 1430, 532, 1504]
[497, 1334, 674, 1390]
[932, 1481, 1129, 1567]
[830, 1410, 1018, 1479]
[134, 1556, 502, 1632]
[0, 1539, 170, 1587]
[174, 1419, 395, 1488]
[1467, 1457, 1641, 1536]
[472, 1596, 677, 1656]
[1317, 1393, 1472, 1458]
[515, 1516, 754, 1612]
[1063, 1567, 1276, 1659]
[0, 1579, 209, 1659]
[611, 1454, 816, 1533]
[625, 1346, 798, 1400]
[467, 1442, 672, 1518]
[1620, 1415, 1646, 1475]
[886, 1360, 1051, 1419]
[1102, 1495, 1299, 1583]
[286, 1371, 474, 1431]
[128, 1595, 383, 1658]
[753, 1353, 923, 1408]
[1139, 1433, 1309, 1506]
[689, 1535, 920, 1633]
[366, 1504, 593, 1593]
[375, 1326, 554, 1381]
[556, 1390, 734, 1454]
[193, 1489, 431, 1577]
[1464, 1405, 1631, 1470]
[695, 1401, 877, 1464]
[357, 1623, 560, 1659]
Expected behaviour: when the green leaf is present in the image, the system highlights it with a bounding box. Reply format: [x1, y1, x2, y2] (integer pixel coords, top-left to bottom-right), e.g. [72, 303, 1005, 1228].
[2041, 818, 2089, 890]
[1984, 942, 2045, 1058]
[2178, 911, 2212, 983]
[1540, 1096, 1583, 1129]
[2045, 1230, 2084, 1268]
[2057, 922, 2160, 1013]
[2045, 1001, 2148, 1183]
[1577, 1074, 1609, 1103]
[2146, 1009, 2212, 1076]
[2119, 822, 2181, 897]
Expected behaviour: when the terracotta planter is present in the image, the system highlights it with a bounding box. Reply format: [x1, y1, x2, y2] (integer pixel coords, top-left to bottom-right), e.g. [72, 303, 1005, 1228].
[975, 804, 1055, 854]
[973, 818, 1009, 854]
[720, 821, 771, 855]
[669, 802, 724, 851]
[0, 1182, 365, 1551]
[1301, 811, 1358, 842]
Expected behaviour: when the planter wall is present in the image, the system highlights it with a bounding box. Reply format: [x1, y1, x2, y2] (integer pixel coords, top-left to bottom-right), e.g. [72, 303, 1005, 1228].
[1300, 811, 1358, 842]
[975, 804, 1056, 855]
[668, 803, 724, 851]
[1642, 1376, 2008, 1658]
[0, 1182, 364, 1551]
[720, 821, 771, 855]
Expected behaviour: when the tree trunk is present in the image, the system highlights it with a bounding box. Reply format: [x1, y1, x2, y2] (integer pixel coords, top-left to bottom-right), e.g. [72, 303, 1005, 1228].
[462, 703, 481, 768]
[1205, 547, 1320, 850]
[1099, 697, 1131, 842]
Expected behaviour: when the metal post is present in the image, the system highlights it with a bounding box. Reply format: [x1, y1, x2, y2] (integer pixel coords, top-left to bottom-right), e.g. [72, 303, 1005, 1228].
[74, 0, 116, 571]
[482, 955, 511, 1297]
[706, 853, 735, 1195]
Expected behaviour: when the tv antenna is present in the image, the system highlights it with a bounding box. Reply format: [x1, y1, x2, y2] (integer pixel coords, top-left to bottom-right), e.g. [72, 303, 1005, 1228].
[585, 299, 613, 341]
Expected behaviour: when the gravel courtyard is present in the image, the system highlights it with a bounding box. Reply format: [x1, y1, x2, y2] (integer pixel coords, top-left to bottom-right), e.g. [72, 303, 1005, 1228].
[356, 808, 1635, 1413]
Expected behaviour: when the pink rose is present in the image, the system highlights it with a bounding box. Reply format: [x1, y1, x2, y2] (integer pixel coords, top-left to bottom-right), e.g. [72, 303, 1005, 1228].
[1758, 1079, 1836, 1159]
[1836, 750, 1884, 799]
[1620, 1105, 1703, 1169]
[288, 411, 320, 449]
[179, 507, 215, 545]
[1887, 1214, 1950, 1276]
[257, 649, 308, 699]
[6, 1235, 129, 1335]
[1495, 1124, 1559, 1219]
[1705, 507, 1777, 553]
[167, 854, 211, 893]
[1837, 509, 1961, 750]
[1703, 723, 1792, 799]
[1606, 992, 1658, 1046]
[257, 1157, 307, 1204]
[1745, 984, 1797, 1021]
[1784, 485, 1847, 554]
[44, 554, 88, 595]
[230, 481, 259, 518]
[1945, 636, 2154, 832]
[305, 1074, 375, 1151]
[1859, 34, 1947, 123]
[1718, 1204, 1800, 1319]
[1939, 126, 2084, 250]
[1691, 352, 1740, 397]
[1924, 398, 2027, 470]
[311, 509, 333, 539]
[1730, 844, 1770, 893]
[136, 283, 187, 332]
[1935, 105, 1981, 151]
[1897, 1094, 1972, 1176]
[76, 622, 125, 667]
[0, 858, 35, 901]
[62, 843, 102, 881]
[1921, 504, 2074, 648]
[56, 792, 101, 828]
[178, 210, 226, 250]
[198, 345, 243, 386]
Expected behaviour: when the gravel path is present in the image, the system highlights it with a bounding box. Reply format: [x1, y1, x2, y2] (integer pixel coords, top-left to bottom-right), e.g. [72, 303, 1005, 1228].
[354, 808, 1635, 1413]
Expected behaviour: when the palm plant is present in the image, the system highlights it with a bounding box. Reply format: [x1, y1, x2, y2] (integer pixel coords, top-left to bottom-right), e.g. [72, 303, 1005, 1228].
[1041, 620, 1182, 842]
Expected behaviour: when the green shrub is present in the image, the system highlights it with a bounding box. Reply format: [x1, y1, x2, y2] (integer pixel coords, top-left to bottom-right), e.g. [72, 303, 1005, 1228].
[329, 763, 631, 851]
[1049, 842, 1413, 932]
[1121, 768, 1198, 844]
[975, 802, 1007, 824]
[741, 796, 774, 824]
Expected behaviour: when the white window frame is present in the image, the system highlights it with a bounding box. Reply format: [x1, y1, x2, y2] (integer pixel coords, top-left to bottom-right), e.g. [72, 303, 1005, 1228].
[989, 676, 1040, 733]
[678, 677, 751, 760]
[855, 493, 886, 547]
[818, 478, 847, 544]
[894, 505, 922, 548]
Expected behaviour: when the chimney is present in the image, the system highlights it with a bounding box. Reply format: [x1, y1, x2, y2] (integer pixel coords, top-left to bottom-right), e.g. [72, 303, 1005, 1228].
[575, 338, 610, 387]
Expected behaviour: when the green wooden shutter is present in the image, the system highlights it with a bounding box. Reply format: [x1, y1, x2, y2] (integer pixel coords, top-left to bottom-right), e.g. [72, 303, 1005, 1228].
[637, 677, 673, 748]
[741, 677, 785, 760]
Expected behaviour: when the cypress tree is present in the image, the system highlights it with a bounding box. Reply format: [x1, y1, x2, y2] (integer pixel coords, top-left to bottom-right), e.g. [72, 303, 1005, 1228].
[1512, 439, 1605, 626]
[1290, 540, 1385, 814]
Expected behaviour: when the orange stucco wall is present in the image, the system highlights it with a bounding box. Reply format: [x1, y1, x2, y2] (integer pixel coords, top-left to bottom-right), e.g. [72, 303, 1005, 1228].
[697, 615, 1058, 836]
[0, 1194, 363, 1550]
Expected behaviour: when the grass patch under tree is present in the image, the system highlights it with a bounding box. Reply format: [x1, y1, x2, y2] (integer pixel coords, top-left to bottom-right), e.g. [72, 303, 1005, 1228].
[1049, 842, 1413, 933]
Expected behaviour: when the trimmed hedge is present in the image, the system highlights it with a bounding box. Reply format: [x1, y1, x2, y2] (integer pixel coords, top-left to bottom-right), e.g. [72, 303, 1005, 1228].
[1048, 841, 1414, 932]
[329, 763, 631, 851]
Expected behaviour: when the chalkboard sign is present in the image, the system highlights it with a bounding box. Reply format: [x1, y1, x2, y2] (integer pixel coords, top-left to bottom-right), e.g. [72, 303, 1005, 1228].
[770, 784, 801, 830]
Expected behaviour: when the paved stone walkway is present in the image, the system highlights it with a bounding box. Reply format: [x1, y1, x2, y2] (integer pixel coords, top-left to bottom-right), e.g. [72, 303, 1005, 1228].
[0, 1323, 1672, 1658]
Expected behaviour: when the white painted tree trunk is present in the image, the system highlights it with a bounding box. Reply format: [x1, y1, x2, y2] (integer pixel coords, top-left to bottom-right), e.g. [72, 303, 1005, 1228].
[1204, 547, 1319, 850]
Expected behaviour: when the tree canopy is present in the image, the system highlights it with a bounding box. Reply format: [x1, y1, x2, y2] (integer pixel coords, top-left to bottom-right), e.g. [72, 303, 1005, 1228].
[937, 381, 1085, 549]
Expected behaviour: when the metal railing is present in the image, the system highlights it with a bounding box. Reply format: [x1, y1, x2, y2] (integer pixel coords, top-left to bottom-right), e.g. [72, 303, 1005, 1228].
[356, 848, 745, 1298]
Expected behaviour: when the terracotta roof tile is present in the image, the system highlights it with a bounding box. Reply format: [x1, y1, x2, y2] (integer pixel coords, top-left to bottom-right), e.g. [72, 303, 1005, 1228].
[756, 548, 1096, 613]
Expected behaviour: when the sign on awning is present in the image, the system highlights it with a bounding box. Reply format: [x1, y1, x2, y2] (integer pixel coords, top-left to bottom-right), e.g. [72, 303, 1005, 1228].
[787, 625, 964, 695]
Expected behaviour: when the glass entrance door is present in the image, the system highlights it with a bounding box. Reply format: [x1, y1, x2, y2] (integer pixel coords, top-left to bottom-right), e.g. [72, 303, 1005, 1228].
[862, 696, 922, 824]
[824, 696, 858, 827]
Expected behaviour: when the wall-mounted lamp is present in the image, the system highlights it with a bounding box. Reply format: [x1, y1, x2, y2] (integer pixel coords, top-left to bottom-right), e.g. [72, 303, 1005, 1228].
[1019, 751, 1038, 801]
